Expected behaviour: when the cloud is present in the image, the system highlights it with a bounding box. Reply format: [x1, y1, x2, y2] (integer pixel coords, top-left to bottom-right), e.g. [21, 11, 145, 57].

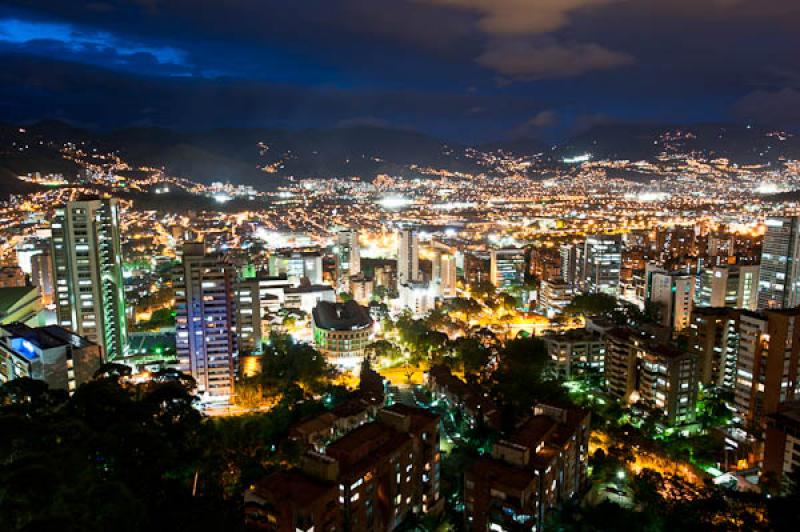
[527, 110, 559, 128]
[425, 0, 623, 34]
[733, 88, 800, 125]
[478, 38, 632, 78]
[0, 16, 188, 73]
[424, 0, 632, 78]
[509, 109, 560, 137]
[570, 112, 616, 133]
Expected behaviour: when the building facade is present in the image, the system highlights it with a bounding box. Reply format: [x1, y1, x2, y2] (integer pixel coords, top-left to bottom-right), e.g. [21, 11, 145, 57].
[312, 300, 373, 369]
[51, 198, 127, 360]
[397, 227, 420, 286]
[758, 216, 800, 310]
[173, 243, 238, 400]
[490, 247, 527, 289]
[580, 235, 622, 296]
[0, 323, 102, 394]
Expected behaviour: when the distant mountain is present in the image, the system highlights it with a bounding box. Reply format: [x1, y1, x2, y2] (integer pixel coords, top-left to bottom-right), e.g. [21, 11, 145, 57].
[2, 120, 799, 193]
[0, 121, 483, 187]
[477, 137, 551, 155]
[556, 123, 800, 164]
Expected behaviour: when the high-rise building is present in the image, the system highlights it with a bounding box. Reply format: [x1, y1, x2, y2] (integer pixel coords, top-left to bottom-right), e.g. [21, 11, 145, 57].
[464, 404, 590, 531]
[688, 307, 741, 389]
[269, 249, 323, 286]
[636, 342, 698, 426]
[696, 265, 759, 310]
[51, 198, 127, 360]
[763, 402, 800, 491]
[174, 243, 237, 400]
[646, 271, 695, 332]
[560, 243, 579, 287]
[0, 323, 103, 394]
[734, 309, 800, 431]
[758, 217, 800, 309]
[490, 247, 527, 289]
[245, 404, 442, 531]
[397, 227, 419, 285]
[234, 278, 264, 355]
[336, 229, 361, 282]
[543, 329, 605, 380]
[539, 278, 573, 317]
[431, 248, 457, 298]
[604, 328, 698, 426]
[580, 235, 622, 296]
[30, 251, 54, 307]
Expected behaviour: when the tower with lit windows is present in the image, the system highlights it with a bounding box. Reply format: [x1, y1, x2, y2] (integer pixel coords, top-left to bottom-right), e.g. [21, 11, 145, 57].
[51, 198, 127, 360]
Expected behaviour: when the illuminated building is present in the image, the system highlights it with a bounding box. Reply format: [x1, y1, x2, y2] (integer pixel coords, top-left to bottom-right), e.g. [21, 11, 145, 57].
[604, 328, 640, 401]
[51, 198, 128, 360]
[463, 250, 491, 285]
[490, 247, 527, 289]
[269, 249, 323, 286]
[427, 365, 501, 430]
[173, 242, 237, 400]
[559, 243, 579, 287]
[543, 329, 605, 380]
[688, 307, 741, 388]
[284, 284, 336, 314]
[234, 278, 264, 354]
[604, 328, 698, 426]
[397, 227, 419, 285]
[654, 225, 696, 261]
[312, 300, 372, 369]
[733, 309, 800, 432]
[398, 281, 436, 315]
[245, 405, 441, 530]
[580, 235, 622, 296]
[349, 274, 374, 304]
[763, 402, 800, 491]
[30, 251, 54, 306]
[0, 323, 102, 394]
[336, 229, 361, 282]
[635, 342, 698, 426]
[464, 404, 590, 531]
[431, 248, 457, 299]
[539, 278, 573, 318]
[696, 265, 759, 310]
[646, 270, 695, 332]
[758, 216, 800, 310]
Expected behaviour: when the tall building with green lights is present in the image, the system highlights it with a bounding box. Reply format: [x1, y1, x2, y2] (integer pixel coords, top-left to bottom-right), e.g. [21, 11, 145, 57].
[51, 198, 128, 360]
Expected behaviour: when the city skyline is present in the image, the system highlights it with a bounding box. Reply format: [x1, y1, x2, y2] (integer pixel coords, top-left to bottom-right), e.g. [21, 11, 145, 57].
[4, 3, 800, 532]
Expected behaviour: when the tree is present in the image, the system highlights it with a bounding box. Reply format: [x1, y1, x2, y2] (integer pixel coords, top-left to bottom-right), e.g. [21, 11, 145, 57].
[445, 297, 482, 321]
[490, 337, 567, 425]
[565, 293, 619, 317]
[450, 336, 490, 375]
[260, 331, 334, 393]
[469, 280, 496, 301]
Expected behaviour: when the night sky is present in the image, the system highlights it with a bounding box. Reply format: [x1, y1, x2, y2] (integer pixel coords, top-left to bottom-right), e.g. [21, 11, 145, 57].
[1, 0, 799, 142]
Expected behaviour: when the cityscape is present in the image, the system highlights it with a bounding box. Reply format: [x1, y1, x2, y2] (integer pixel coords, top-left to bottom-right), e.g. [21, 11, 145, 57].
[2, 1, 800, 532]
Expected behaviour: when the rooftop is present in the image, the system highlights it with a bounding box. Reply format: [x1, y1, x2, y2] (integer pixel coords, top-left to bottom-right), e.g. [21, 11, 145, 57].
[468, 455, 537, 493]
[1, 323, 85, 350]
[0, 286, 38, 314]
[312, 300, 372, 331]
[249, 469, 335, 508]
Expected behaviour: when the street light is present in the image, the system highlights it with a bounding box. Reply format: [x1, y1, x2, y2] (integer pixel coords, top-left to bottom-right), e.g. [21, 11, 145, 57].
[617, 469, 626, 481]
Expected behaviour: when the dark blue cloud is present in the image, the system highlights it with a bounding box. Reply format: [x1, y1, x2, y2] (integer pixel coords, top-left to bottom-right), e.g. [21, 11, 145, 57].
[0, 0, 799, 140]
